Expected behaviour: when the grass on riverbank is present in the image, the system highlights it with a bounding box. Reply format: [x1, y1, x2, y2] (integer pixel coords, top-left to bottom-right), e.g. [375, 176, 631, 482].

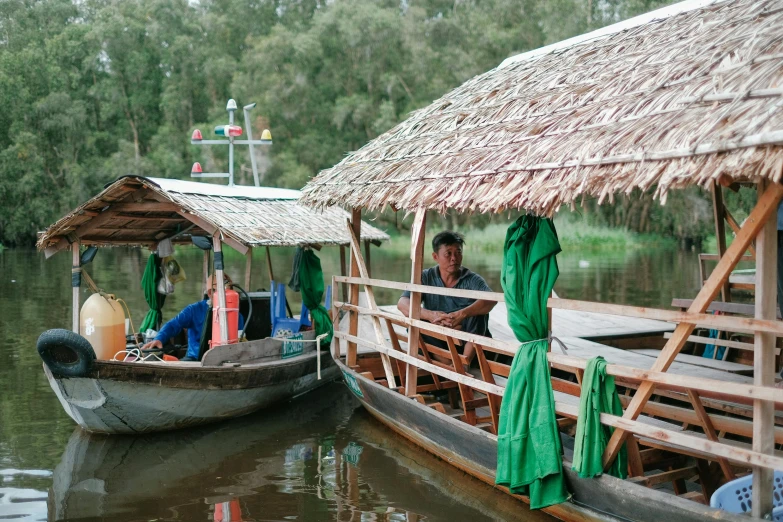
[383, 216, 675, 255]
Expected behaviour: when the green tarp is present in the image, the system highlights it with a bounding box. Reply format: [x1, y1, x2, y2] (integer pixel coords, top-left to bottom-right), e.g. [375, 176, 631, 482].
[496, 215, 568, 509]
[139, 254, 166, 332]
[298, 249, 333, 345]
[572, 356, 628, 479]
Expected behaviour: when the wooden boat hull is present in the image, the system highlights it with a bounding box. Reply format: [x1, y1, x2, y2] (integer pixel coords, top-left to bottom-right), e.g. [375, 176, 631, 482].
[44, 350, 339, 434]
[336, 358, 747, 522]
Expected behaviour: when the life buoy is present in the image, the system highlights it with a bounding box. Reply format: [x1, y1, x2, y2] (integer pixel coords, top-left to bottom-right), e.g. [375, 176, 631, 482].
[37, 329, 96, 378]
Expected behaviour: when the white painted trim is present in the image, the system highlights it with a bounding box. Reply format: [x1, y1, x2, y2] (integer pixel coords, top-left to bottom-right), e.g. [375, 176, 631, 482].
[145, 177, 300, 200]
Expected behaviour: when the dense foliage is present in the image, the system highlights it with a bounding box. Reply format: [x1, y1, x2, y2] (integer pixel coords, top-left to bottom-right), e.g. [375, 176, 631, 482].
[1, 0, 691, 247]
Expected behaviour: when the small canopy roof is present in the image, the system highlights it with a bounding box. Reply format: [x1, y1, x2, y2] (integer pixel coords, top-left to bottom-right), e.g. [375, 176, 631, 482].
[37, 176, 389, 257]
[301, 0, 783, 216]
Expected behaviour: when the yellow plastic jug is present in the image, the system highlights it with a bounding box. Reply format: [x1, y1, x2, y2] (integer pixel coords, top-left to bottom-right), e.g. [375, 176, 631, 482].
[80, 293, 126, 360]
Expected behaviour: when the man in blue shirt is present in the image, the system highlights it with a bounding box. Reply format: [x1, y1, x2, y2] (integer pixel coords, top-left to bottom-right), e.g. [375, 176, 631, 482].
[142, 274, 244, 361]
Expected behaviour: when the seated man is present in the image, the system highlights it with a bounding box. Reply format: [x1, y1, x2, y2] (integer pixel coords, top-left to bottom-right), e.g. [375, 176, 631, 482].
[397, 231, 496, 362]
[142, 274, 244, 361]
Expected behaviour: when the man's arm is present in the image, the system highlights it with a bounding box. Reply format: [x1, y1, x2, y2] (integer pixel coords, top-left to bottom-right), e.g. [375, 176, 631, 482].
[142, 303, 198, 349]
[397, 296, 449, 324]
[446, 299, 496, 328]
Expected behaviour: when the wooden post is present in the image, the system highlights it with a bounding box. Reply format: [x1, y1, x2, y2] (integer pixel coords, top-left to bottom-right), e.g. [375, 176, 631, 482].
[265, 246, 275, 284]
[244, 248, 252, 291]
[345, 220, 397, 387]
[712, 183, 730, 302]
[347, 208, 362, 368]
[686, 389, 735, 481]
[753, 181, 777, 519]
[213, 235, 229, 345]
[602, 183, 783, 469]
[202, 250, 210, 297]
[364, 240, 371, 278]
[406, 209, 427, 396]
[72, 242, 80, 333]
[339, 245, 348, 304]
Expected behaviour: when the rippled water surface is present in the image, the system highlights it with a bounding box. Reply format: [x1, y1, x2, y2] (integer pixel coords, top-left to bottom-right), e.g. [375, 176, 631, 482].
[0, 244, 706, 521]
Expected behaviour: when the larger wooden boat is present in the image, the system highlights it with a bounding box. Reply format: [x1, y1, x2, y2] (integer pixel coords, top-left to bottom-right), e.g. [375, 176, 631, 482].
[35, 175, 388, 434]
[300, 1, 783, 520]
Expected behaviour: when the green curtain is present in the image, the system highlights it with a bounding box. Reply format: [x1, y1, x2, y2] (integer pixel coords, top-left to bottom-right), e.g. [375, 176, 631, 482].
[298, 249, 333, 345]
[572, 356, 628, 479]
[496, 215, 568, 509]
[139, 254, 166, 332]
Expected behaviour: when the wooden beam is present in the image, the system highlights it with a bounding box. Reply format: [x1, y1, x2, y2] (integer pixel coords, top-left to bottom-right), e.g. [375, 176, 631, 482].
[551, 298, 783, 336]
[602, 182, 783, 469]
[334, 276, 505, 302]
[176, 211, 249, 256]
[406, 209, 427, 396]
[213, 235, 229, 345]
[687, 390, 735, 481]
[347, 208, 362, 368]
[725, 208, 756, 257]
[663, 332, 779, 354]
[339, 246, 348, 304]
[202, 250, 210, 297]
[364, 240, 371, 278]
[265, 246, 275, 284]
[711, 183, 730, 302]
[345, 219, 397, 388]
[72, 242, 80, 333]
[753, 181, 777, 518]
[244, 248, 252, 291]
[110, 202, 179, 213]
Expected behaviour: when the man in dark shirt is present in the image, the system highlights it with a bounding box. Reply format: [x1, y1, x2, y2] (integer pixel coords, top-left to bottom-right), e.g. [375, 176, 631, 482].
[397, 231, 496, 362]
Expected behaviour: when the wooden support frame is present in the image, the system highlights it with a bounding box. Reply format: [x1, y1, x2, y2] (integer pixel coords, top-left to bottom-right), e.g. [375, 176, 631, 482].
[602, 182, 783, 470]
[347, 208, 362, 368]
[686, 390, 735, 481]
[339, 246, 348, 304]
[753, 180, 777, 518]
[711, 183, 730, 302]
[265, 246, 275, 285]
[244, 248, 253, 291]
[345, 219, 397, 388]
[406, 209, 427, 396]
[213, 235, 229, 345]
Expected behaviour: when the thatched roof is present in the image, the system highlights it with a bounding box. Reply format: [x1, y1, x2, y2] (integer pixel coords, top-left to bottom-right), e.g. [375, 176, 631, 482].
[37, 176, 388, 256]
[301, 0, 783, 216]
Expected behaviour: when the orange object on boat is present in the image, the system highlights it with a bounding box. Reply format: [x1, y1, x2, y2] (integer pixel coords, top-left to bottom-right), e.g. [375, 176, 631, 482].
[211, 287, 239, 348]
[162, 354, 178, 362]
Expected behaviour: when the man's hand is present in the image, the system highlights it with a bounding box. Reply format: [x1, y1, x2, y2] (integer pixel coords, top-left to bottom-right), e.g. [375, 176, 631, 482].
[141, 340, 163, 350]
[445, 310, 467, 328]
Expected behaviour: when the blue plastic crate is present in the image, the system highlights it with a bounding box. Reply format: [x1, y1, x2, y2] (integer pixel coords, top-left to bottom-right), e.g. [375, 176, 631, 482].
[710, 472, 783, 520]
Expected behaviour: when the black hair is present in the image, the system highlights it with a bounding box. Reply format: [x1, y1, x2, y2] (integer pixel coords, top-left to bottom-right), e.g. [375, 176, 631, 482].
[432, 230, 465, 252]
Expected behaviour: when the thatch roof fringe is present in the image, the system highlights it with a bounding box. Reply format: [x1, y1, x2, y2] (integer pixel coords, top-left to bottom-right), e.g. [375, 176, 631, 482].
[37, 177, 389, 251]
[301, 0, 783, 216]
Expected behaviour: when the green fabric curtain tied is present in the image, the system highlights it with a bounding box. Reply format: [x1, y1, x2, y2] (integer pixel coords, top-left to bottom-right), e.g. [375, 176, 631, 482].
[571, 356, 628, 479]
[495, 215, 568, 510]
[298, 248, 333, 346]
[139, 254, 166, 332]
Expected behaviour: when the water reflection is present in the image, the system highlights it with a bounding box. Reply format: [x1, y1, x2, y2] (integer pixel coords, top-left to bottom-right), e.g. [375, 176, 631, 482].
[46, 382, 539, 522]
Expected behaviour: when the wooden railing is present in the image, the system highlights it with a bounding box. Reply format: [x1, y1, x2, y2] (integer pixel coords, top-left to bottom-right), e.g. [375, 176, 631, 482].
[332, 274, 783, 474]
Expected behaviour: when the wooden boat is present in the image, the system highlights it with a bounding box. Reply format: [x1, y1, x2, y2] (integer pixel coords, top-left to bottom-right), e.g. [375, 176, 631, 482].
[35, 175, 388, 434]
[300, 1, 783, 520]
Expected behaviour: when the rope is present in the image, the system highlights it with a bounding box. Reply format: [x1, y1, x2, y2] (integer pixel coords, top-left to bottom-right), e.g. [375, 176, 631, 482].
[516, 335, 568, 354]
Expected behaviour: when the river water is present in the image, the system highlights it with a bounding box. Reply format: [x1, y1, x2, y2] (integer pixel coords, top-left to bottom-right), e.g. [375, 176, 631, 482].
[0, 243, 706, 521]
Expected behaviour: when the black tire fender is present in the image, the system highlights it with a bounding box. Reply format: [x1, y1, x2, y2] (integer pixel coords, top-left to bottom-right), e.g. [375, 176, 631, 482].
[37, 329, 96, 378]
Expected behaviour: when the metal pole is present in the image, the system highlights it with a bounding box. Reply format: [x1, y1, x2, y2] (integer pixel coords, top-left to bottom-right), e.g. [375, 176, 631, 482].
[243, 103, 260, 187]
[228, 109, 234, 187]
